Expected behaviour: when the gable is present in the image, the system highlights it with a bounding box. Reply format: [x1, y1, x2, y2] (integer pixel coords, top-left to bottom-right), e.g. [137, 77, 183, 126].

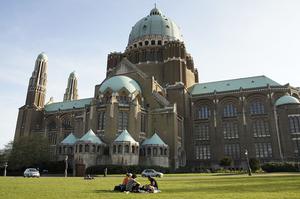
[113, 58, 148, 79]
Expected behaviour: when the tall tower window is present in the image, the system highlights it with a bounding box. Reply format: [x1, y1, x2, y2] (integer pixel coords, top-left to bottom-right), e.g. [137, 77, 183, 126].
[224, 143, 240, 159]
[118, 111, 128, 131]
[194, 123, 209, 140]
[288, 115, 300, 133]
[197, 106, 210, 119]
[223, 122, 239, 139]
[98, 111, 106, 131]
[254, 142, 272, 158]
[195, 145, 211, 160]
[223, 103, 237, 117]
[250, 100, 265, 115]
[252, 120, 270, 137]
[141, 114, 146, 132]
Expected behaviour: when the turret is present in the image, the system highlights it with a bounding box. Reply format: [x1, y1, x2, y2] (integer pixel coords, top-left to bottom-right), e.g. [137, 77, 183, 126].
[25, 52, 48, 108]
[63, 71, 78, 101]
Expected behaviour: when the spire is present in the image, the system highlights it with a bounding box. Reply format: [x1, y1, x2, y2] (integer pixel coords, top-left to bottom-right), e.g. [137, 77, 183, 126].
[25, 52, 48, 108]
[63, 71, 78, 101]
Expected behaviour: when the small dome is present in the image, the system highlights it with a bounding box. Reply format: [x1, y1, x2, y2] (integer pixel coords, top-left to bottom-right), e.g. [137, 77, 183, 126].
[99, 75, 141, 93]
[37, 52, 48, 61]
[275, 95, 300, 106]
[128, 7, 183, 46]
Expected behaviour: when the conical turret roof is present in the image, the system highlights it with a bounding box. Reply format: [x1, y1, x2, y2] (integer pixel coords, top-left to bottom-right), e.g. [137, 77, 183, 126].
[61, 133, 77, 144]
[142, 133, 167, 146]
[114, 129, 138, 144]
[78, 129, 104, 144]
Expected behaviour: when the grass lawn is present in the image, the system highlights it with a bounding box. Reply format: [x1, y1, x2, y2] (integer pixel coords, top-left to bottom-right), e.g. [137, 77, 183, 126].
[0, 173, 300, 199]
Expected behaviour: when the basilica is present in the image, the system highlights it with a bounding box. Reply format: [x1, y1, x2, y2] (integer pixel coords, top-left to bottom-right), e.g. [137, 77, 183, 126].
[14, 7, 300, 175]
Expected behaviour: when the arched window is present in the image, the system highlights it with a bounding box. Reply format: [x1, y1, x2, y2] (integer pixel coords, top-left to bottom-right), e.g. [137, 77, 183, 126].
[118, 111, 129, 131]
[223, 103, 237, 117]
[113, 145, 116, 154]
[97, 146, 101, 153]
[98, 112, 106, 130]
[132, 145, 135, 154]
[63, 146, 66, 154]
[92, 145, 96, 153]
[118, 145, 122, 153]
[153, 148, 157, 156]
[197, 106, 210, 119]
[79, 145, 83, 153]
[68, 147, 73, 154]
[160, 147, 163, 155]
[85, 144, 89, 152]
[164, 148, 168, 156]
[147, 147, 152, 156]
[250, 100, 265, 115]
[125, 145, 129, 153]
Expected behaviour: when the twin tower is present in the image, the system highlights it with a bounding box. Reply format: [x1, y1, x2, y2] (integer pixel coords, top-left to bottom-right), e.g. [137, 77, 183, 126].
[25, 52, 78, 109]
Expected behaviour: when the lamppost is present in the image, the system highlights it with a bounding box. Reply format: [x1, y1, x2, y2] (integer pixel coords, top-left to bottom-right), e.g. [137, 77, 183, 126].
[4, 162, 8, 177]
[245, 149, 252, 176]
[65, 155, 68, 177]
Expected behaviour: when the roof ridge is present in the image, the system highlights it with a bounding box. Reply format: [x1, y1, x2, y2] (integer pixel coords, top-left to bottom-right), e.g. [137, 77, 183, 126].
[196, 75, 268, 85]
[45, 97, 93, 106]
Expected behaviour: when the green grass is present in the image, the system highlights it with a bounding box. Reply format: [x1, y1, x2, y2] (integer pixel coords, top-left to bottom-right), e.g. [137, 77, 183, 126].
[0, 173, 300, 199]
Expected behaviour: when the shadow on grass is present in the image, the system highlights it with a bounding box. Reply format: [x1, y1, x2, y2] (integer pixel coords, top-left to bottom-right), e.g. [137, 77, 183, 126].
[93, 190, 117, 193]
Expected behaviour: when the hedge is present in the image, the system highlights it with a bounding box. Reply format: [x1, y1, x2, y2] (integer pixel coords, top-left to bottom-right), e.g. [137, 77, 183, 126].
[261, 162, 300, 172]
[85, 165, 170, 175]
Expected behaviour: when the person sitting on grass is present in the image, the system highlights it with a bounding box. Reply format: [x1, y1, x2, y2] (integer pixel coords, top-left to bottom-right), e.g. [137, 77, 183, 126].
[141, 176, 158, 193]
[125, 174, 140, 192]
[120, 173, 132, 191]
[148, 176, 158, 190]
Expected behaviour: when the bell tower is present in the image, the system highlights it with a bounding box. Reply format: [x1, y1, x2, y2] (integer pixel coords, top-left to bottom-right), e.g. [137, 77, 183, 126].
[25, 52, 48, 108]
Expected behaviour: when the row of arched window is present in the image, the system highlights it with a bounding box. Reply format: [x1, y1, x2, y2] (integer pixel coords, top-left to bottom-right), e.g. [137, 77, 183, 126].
[196, 100, 266, 119]
[140, 147, 168, 157]
[75, 144, 102, 153]
[112, 144, 139, 154]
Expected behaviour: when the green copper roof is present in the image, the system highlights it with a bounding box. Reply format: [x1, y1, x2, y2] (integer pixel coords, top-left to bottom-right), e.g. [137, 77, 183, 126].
[99, 75, 141, 93]
[142, 133, 167, 146]
[44, 98, 92, 112]
[114, 129, 138, 143]
[61, 133, 77, 145]
[190, 76, 281, 95]
[128, 7, 183, 45]
[275, 95, 300, 106]
[79, 129, 104, 144]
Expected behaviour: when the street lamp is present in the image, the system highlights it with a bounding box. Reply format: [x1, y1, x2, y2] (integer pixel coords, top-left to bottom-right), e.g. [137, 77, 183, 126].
[4, 162, 8, 177]
[65, 155, 68, 177]
[245, 149, 252, 176]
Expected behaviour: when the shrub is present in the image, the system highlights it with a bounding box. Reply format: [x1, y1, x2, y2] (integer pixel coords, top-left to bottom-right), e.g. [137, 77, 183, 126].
[219, 157, 232, 167]
[261, 162, 300, 172]
[249, 158, 260, 172]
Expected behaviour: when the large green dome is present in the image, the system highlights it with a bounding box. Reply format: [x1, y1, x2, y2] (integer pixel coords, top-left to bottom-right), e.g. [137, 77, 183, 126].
[99, 75, 141, 93]
[275, 95, 300, 106]
[127, 7, 183, 46]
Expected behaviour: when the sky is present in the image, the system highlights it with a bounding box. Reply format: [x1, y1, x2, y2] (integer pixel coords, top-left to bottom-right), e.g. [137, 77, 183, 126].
[1, 0, 300, 148]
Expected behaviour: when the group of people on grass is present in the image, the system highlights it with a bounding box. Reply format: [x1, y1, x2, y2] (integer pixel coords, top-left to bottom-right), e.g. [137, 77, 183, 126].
[114, 173, 159, 193]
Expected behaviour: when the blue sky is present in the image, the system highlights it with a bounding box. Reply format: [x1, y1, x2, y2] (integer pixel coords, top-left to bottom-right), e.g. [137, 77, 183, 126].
[1, 0, 300, 148]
